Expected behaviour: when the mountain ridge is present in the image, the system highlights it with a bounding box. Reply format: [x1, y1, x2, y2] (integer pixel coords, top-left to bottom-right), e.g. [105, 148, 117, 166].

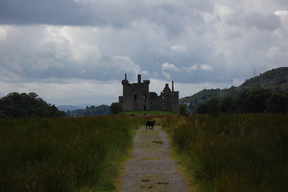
[180, 67, 288, 112]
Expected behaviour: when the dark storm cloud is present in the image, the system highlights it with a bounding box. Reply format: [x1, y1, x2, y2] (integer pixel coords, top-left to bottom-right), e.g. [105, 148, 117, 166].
[0, 0, 212, 31]
[0, 0, 90, 25]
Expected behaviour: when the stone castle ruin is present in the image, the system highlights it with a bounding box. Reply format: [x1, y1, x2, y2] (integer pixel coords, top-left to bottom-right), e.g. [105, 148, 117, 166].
[119, 74, 179, 113]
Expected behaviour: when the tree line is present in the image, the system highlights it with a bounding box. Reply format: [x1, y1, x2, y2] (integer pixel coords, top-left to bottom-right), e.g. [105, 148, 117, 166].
[68, 105, 110, 117]
[194, 88, 288, 114]
[0, 92, 66, 118]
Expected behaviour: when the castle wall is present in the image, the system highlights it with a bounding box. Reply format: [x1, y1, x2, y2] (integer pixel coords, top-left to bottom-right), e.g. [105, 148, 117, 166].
[119, 74, 179, 113]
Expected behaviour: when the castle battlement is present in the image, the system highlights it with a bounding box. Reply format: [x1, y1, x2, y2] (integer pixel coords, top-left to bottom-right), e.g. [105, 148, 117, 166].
[119, 74, 179, 113]
[143, 80, 150, 84]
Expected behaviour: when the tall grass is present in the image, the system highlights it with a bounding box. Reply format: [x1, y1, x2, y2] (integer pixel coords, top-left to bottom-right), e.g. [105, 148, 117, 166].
[0, 116, 138, 192]
[162, 114, 288, 192]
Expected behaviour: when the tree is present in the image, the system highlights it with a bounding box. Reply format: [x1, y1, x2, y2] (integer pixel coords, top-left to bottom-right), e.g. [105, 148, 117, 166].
[207, 98, 220, 114]
[219, 96, 235, 113]
[195, 103, 210, 114]
[243, 88, 272, 113]
[28, 92, 39, 100]
[0, 92, 66, 118]
[179, 104, 188, 115]
[266, 92, 288, 113]
[110, 102, 122, 115]
[195, 98, 220, 114]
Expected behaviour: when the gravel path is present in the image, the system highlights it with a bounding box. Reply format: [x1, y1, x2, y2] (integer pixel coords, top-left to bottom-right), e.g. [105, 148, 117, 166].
[116, 126, 190, 192]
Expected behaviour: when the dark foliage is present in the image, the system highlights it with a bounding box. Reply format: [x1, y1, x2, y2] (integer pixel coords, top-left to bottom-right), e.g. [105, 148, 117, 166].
[181, 88, 246, 113]
[195, 98, 220, 114]
[179, 104, 188, 115]
[68, 105, 110, 117]
[195, 88, 288, 114]
[0, 92, 66, 118]
[266, 91, 288, 113]
[218, 96, 235, 113]
[110, 102, 122, 115]
[237, 88, 272, 113]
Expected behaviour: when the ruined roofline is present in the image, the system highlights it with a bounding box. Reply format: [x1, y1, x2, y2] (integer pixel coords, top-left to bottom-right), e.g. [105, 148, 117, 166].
[122, 73, 178, 94]
[122, 74, 177, 89]
[123, 74, 150, 85]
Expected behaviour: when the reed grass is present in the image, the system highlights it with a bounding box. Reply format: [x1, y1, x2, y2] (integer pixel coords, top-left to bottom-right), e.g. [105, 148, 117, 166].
[0, 116, 138, 192]
[162, 114, 288, 192]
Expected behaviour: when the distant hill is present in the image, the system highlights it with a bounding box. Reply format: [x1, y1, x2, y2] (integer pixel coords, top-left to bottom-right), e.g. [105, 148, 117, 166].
[240, 67, 288, 90]
[180, 67, 288, 112]
[68, 105, 110, 117]
[57, 105, 85, 112]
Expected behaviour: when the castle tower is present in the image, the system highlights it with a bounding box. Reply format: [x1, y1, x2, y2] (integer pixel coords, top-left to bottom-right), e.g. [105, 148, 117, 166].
[119, 74, 150, 111]
[171, 81, 179, 114]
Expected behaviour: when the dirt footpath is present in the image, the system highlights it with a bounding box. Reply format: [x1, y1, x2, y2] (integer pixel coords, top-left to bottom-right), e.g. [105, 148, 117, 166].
[116, 126, 190, 192]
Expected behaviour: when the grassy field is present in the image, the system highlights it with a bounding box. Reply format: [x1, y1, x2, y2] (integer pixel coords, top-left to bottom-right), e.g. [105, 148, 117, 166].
[161, 114, 288, 192]
[0, 116, 140, 192]
[1, 114, 288, 192]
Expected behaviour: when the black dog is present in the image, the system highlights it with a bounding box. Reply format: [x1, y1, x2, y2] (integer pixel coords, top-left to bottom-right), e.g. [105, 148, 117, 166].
[146, 120, 156, 130]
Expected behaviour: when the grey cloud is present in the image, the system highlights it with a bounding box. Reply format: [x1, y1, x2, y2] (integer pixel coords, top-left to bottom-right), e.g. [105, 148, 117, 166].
[148, 2, 210, 37]
[0, 0, 149, 27]
[0, 0, 210, 32]
[244, 12, 281, 31]
[0, 26, 142, 82]
[0, 0, 146, 27]
[0, 0, 89, 25]
[1, 50, 140, 82]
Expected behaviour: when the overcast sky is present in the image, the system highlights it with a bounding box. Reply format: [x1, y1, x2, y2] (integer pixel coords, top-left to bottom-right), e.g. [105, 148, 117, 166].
[1, 0, 288, 106]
